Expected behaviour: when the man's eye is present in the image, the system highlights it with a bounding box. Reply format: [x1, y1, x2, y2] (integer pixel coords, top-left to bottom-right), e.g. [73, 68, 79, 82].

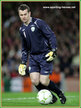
[20, 14, 23, 16]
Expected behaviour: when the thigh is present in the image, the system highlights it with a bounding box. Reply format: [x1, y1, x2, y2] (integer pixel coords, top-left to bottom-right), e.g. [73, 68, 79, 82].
[30, 72, 40, 80]
[30, 72, 40, 85]
[40, 74, 50, 86]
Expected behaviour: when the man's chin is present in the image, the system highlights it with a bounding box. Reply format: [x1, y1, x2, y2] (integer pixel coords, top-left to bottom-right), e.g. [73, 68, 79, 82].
[22, 20, 27, 23]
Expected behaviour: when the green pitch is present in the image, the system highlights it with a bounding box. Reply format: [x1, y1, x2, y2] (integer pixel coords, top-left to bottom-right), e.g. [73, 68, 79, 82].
[2, 92, 79, 107]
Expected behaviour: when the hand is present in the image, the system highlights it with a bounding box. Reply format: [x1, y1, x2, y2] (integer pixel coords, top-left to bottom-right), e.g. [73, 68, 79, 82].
[18, 64, 26, 75]
[45, 50, 57, 62]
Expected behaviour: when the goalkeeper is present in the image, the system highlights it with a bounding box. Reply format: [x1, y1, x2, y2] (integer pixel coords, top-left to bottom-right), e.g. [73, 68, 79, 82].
[18, 4, 66, 104]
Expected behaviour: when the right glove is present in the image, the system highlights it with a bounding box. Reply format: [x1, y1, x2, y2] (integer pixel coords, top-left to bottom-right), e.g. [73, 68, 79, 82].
[18, 64, 26, 76]
[45, 49, 57, 62]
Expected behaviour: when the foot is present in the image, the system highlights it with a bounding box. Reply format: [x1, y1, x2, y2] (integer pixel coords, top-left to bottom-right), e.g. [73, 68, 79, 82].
[50, 94, 57, 104]
[58, 92, 66, 104]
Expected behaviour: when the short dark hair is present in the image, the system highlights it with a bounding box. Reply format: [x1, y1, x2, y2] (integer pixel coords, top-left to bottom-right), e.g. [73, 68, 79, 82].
[18, 4, 30, 12]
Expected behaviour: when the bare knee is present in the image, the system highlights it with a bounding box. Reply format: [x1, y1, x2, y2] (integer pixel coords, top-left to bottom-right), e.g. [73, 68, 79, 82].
[31, 78, 39, 86]
[40, 75, 50, 86]
[40, 80, 49, 86]
[30, 72, 40, 86]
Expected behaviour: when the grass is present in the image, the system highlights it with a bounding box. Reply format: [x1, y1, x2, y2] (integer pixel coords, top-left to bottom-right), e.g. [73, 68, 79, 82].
[2, 91, 79, 107]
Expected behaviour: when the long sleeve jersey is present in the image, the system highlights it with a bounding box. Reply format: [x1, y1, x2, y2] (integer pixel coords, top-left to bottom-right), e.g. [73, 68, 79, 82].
[19, 17, 57, 63]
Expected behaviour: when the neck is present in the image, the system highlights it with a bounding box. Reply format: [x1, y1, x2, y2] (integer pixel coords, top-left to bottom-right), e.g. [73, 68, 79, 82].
[24, 17, 31, 25]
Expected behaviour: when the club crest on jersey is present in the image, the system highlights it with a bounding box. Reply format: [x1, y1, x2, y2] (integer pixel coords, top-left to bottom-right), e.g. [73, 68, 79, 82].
[31, 26, 35, 32]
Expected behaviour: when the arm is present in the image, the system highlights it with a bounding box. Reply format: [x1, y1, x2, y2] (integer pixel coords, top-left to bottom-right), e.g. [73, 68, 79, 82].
[20, 30, 28, 64]
[37, 19, 57, 61]
[18, 29, 29, 75]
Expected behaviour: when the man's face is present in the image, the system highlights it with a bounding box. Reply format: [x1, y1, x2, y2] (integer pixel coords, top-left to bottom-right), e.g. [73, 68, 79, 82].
[19, 9, 31, 23]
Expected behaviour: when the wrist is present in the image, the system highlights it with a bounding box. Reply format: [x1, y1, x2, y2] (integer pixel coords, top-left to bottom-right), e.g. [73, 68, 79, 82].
[52, 48, 57, 57]
[22, 61, 26, 65]
[52, 48, 57, 52]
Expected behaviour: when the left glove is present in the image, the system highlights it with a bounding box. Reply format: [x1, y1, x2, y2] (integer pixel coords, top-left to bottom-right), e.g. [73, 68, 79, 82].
[45, 49, 57, 62]
[18, 64, 26, 75]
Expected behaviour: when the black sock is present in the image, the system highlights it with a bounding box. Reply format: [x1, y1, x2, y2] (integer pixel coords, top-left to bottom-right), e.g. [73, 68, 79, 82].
[35, 81, 62, 96]
[48, 80, 62, 96]
[35, 83, 41, 91]
[35, 83, 48, 91]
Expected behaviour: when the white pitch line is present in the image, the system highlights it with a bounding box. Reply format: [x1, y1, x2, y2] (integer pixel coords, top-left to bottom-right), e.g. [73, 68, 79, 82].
[2, 97, 36, 101]
[66, 96, 79, 98]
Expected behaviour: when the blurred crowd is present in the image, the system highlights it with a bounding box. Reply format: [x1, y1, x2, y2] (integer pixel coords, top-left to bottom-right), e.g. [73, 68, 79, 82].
[2, 2, 79, 89]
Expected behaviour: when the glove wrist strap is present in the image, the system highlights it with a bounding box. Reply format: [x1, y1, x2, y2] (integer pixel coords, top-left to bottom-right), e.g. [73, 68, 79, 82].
[52, 48, 57, 52]
[22, 61, 26, 65]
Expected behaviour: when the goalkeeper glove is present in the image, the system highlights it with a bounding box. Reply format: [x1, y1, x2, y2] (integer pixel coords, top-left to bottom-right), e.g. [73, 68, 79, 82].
[18, 64, 26, 75]
[45, 49, 57, 62]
